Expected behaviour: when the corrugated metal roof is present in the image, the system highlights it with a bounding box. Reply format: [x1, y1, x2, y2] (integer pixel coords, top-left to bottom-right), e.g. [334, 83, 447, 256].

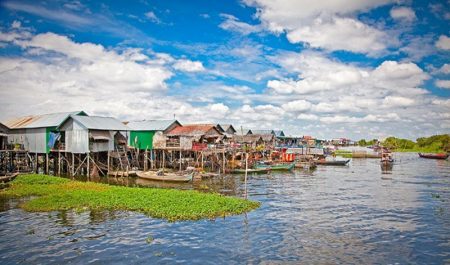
[127, 120, 179, 131]
[217, 124, 236, 133]
[251, 129, 275, 135]
[236, 128, 252, 135]
[4, 111, 86, 129]
[167, 124, 221, 137]
[274, 130, 285, 137]
[70, 115, 130, 131]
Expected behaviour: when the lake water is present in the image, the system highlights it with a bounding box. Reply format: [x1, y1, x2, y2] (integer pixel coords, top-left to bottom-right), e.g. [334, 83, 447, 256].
[0, 153, 449, 264]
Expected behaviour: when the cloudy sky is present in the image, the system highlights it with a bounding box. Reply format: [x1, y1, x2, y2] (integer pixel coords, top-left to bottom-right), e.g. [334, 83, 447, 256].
[0, 0, 449, 140]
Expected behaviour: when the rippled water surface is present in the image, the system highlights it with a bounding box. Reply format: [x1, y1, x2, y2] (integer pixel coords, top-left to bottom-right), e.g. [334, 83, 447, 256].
[1, 153, 449, 264]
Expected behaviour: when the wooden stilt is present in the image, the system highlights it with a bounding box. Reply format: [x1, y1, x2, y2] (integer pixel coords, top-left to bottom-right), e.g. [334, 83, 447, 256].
[58, 151, 61, 176]
[107, 151, 110, 175]
[45, 153, 49, 175]
[222, 150, 225, 172]
[144, 149, 148, 171]
[201, 152, 204, 169]
[162, 150, 165, 171]
[179, 149, 182, 171]
[71, 153, 75, 176]
[87, 153, 90, 177]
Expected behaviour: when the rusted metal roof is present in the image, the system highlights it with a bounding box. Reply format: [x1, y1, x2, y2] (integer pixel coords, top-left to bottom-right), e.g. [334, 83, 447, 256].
[167, 124, 222, 137]
[4, 111, 86, 129]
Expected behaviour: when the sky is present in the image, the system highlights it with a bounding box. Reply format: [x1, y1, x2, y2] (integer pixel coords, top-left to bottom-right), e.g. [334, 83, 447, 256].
[0, 0, 449, 140]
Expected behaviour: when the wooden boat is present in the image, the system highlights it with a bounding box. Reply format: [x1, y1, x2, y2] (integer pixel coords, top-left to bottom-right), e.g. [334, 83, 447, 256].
[315, 159, 350, 166]
[418, 153, 449, 160]
[294, 161, 317, 170]
[230, 168, 271, 174]
[136, 170, 194, 182]
[255, 162, 295, 171]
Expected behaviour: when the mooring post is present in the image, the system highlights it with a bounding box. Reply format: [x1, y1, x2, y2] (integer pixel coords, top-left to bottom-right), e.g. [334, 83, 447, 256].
[244, 152, 248, 200]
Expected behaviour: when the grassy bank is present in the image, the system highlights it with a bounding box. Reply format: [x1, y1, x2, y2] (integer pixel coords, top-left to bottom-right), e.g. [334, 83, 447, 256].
[0, 174, 260, 221]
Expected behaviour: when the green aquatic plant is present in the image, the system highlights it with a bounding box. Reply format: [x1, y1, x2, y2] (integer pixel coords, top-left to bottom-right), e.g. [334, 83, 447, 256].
[0, 174, 260, 221]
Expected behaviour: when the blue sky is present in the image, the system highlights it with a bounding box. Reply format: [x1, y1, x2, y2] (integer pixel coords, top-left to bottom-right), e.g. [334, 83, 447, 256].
[0, 0, 449, 140]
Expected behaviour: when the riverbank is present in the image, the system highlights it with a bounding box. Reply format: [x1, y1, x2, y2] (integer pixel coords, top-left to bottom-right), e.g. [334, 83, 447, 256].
[0, 174, 260, 221]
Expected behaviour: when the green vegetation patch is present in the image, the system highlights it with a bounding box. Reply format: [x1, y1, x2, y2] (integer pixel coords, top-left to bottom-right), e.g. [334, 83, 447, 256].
[0, 174, 260, 221]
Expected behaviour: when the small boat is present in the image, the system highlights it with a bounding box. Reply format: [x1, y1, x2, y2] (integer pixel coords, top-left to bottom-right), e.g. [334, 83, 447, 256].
[294, 161, 317, 170]
[255, 162, 295, 171]
[230, 168, 271, 174]
[315, 159, 350, 166]
[418, 153, 449, 160]
[136, 170, 194, 182]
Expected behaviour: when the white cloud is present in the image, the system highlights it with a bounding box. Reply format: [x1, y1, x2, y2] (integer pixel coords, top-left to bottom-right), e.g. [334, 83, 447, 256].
[390, 6, 416, 22]
[383, 96, 415, 107]
[145, 11, 161, 24]
[219, 14, 261, 35]
[243, 0, 396, 54]
[435, 79, 450, 89]
[281, 100, 312, 112]
[172, 59, 205, 72]
[436, 35, 450, 50]
[286, 16, 391, 55]
[297, 113, 318, 121]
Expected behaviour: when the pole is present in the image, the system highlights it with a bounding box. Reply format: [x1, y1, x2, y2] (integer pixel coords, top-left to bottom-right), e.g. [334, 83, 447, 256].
[244, 152, 248, 200]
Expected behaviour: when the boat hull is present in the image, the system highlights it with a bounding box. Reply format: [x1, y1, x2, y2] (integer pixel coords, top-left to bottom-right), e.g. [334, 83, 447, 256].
[418, 153, 449, 160]
[315, 159, 350, 166]
[230, 168, 271, 174]
[136, 171, 194, 182]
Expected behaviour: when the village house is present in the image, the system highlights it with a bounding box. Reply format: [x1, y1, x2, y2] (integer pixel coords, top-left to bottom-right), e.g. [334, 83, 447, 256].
[4, 111, 87, 154]
[126, 120, 181, 150]
[58, 115, 130, 154]
[166, 124, 223, 151]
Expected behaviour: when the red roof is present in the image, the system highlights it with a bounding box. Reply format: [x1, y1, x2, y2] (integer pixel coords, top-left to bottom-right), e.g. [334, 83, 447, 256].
[167, 124, 222, 137]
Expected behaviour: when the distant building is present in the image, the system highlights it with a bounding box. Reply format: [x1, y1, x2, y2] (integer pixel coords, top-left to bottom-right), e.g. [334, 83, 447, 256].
[216, 124, 237, 135]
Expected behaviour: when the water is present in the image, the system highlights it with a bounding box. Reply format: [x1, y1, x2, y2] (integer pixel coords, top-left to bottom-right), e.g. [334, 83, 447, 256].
[0, 153, 449, 264]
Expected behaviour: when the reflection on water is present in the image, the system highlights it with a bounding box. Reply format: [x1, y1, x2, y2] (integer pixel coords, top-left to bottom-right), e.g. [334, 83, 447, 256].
[0, 153, 449, 264]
